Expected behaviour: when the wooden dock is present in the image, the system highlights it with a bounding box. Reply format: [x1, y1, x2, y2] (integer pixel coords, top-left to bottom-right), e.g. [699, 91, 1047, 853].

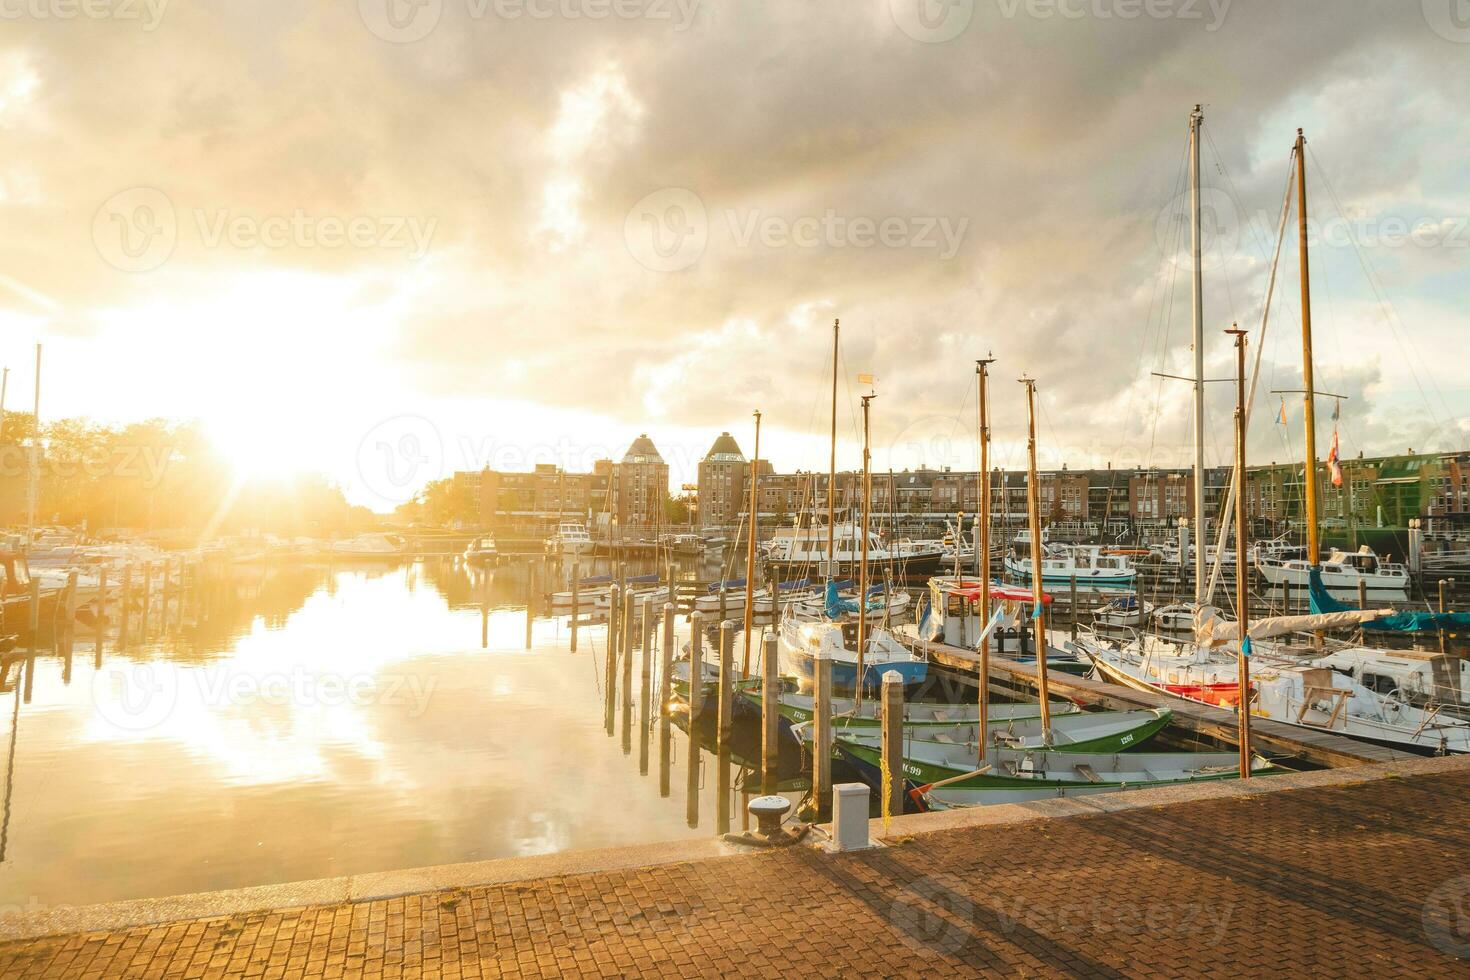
[920, 639, 1403, 769]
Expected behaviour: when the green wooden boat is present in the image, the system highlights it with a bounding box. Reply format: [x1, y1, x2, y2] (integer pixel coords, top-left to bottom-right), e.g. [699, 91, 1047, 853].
[847, 709, 1173, 755]
[738, 687, 1080, 728]
[828, 733, 1275, 806]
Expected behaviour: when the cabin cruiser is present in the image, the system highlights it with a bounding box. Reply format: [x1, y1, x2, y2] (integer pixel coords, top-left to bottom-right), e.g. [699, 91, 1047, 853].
[328, 533, 407, 558]
[1003, 543, 1137, 591]
[893, 576, 1087, 674]
[780, 617, 927, 691]
[1314, 648, 1470, 714]
[1256, 544, 1409, 601]
[546, 522, 593, 556]
[763, 522, 945, 578]
[463, 536, 498, 565]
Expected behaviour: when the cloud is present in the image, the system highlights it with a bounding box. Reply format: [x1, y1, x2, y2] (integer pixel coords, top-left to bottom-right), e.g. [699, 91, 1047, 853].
[0, 0, 1466, 506]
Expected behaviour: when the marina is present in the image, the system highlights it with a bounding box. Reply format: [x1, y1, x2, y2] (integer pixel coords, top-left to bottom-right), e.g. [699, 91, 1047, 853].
[2, 3, 1468, 972]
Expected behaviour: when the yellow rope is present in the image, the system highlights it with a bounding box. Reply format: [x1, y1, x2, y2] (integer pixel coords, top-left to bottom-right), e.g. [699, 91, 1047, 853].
[880, 751, 893, 833]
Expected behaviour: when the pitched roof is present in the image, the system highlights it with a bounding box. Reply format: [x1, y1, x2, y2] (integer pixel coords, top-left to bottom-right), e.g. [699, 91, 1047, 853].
[703, 431, 744, 462]
[622, 433, 665, 464]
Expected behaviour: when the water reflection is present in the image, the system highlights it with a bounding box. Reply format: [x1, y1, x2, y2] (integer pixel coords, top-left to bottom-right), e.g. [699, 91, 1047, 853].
[0, 555, 776, 908]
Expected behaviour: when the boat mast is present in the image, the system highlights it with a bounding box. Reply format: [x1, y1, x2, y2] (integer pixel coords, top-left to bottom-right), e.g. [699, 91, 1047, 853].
[1021, 377, 1052, 740]
[742, 409, 761, 677]
[1228, 325, 1252, 779]
[855, 393, 874, 704]
[826, 319, 839, 578]
[1295, 129, 1321, 568]
[1189, 104, 1207, 605]
[976, 357, 994, 765]
[26, 344, 39, 553]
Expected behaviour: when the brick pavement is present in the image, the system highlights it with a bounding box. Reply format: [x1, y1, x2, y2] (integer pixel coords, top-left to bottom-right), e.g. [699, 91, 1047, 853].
[3, 769, 1469, 978]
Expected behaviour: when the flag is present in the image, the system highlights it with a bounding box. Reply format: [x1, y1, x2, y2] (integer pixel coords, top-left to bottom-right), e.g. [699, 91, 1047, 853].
[1327, 427, 1343, 488]
[1331, 399, 1341, 422]
[1276, 398, 1288, 426]
[857, 373, 875, 385]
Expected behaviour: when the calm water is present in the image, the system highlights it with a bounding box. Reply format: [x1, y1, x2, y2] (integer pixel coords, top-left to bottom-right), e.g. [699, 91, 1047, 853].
[0, 557, 771, 909]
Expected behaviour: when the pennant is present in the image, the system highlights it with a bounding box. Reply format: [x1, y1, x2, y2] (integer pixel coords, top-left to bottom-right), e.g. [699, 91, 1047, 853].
[1331, 399, 1341, 422]
[1276, 398, 1288, 426]
[1327, 427, 1343, 488]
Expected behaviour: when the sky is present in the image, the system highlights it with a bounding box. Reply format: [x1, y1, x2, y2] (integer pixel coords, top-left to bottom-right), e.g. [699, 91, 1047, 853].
[0, 0, 1467, 511]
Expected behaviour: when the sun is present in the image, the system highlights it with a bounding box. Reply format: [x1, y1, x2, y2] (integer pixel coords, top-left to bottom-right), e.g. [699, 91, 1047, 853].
[205, 415, 316, 484]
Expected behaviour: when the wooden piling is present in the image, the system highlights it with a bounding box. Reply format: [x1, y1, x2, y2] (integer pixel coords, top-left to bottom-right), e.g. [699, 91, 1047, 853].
[658, 602, 675, 718]
[160, 558, 172, 633]
[140, 563, 153, 643]
[880, 670, 904, 820]
[118, 564, 133, 650]
[813, 648, 832, 815]
[604, 584, 620, 734]
[569, 563, 580, 653]
[27, 577, 38, 645]
[95, 566, 107, 665]
[1069, 573, 1078, 641]
[688, 611, 705, 717]
[717, 620, 734, 751]
[524, 563, 535, 650]
[685, 726, 701, 829]
[761, 632, 779, 794]
[61, 571, 78, 661]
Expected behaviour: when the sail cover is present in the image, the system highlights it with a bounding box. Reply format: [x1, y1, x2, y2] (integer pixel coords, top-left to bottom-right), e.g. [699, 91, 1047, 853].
[1307, 566, 1470, 632]
[1194, 603, 1391, 647]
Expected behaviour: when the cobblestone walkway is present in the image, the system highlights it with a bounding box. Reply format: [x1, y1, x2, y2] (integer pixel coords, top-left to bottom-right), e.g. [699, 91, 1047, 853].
[4, 770, 1469, 977]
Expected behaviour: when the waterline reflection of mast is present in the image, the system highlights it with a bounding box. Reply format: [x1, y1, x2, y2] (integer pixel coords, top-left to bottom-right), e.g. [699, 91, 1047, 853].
[742, 410, 761, 677]
[1020, 376, 1052, 742]
[1228, 325, 1252, 779]
[976, 356, 994, 765]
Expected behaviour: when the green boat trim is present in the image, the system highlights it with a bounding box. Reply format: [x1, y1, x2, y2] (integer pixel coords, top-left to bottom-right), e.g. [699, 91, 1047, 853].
[839, 739, 1276, 794]
[872, 709, 1173, 755]
[738, 686, 1081, 728]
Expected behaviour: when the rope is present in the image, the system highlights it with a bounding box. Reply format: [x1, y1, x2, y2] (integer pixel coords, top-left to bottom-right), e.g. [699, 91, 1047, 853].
[880, 749, 893, 833]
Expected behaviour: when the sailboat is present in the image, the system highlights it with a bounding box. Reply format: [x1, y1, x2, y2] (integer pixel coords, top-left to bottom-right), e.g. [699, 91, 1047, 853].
[778, 379, 926, 692]
[1078, 128, 1470, 756]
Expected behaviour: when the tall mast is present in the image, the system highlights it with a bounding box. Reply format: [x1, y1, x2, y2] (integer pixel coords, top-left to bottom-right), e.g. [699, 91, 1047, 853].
[1189, 104, 1207, 604]
[26, 344, 40, 552]
[855, 393, 874, 704]
[976, 357, 994, 765]
[1228, 325, 1252, 779]
[826, 319, 839, 576]
[1295, 129, 1321, 566]
[1021, 377, 1052, 740]
[742, 410, 761, 677]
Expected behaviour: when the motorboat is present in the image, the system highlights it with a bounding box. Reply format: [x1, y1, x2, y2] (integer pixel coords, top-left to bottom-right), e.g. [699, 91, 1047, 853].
[546, 522, 593, 556]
